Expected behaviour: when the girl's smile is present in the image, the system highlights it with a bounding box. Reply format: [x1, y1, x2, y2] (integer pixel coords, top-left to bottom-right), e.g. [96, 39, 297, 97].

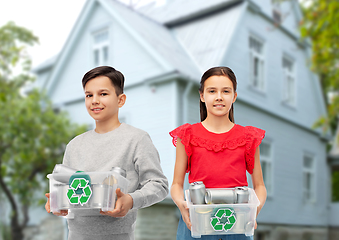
[213, 104, 225, 108]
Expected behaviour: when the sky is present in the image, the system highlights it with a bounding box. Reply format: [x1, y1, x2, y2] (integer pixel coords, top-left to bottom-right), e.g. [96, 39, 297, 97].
[0, 0, 160, 69]
[0, 0, 88, 68]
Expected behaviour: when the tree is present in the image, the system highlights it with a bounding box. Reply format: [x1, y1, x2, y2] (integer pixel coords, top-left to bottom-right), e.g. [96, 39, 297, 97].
[300, 0, 339, 133]
[0, 22, 87, 240]
[300, 0, 339, 202]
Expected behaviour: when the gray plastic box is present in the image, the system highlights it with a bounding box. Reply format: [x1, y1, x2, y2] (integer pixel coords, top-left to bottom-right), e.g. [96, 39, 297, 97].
[47, 171, 129, 213]
[185, 188, 260, 238]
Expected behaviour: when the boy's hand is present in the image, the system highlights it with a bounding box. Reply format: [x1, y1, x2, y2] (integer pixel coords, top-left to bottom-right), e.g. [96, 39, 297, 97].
[45, 193, 68, 216]
[100, 188, 133, 217]
[179, 200, 191, 230]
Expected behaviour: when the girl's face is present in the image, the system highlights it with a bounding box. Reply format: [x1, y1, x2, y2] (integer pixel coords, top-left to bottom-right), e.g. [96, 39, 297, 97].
[200, 75, 237, 119]
[84, 76, 125, 123]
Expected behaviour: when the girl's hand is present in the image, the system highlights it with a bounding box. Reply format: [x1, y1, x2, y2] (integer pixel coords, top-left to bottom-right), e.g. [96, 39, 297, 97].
[179, 200, 191, 229]
[100, 188, 133, 217]
[45, 193, 68, 216]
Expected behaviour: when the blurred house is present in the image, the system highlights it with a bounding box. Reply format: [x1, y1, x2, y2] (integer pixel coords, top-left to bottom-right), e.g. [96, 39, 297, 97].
[328, 126, 339, 240]
[31, 0, 338, 239]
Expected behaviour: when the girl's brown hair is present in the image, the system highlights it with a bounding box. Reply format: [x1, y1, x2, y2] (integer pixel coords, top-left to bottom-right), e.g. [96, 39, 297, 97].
[199, 66, 237, 122]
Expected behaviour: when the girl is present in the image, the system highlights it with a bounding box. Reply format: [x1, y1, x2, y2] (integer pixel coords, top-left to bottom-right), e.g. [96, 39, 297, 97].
[170, 66, 267, 240]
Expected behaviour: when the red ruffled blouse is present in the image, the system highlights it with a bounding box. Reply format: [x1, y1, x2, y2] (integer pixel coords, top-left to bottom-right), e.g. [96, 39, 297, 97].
[170, 123, 265, 188]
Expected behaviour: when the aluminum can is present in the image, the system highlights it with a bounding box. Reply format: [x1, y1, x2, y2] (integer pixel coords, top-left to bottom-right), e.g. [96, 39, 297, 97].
[231, 210, 248, 233]
[111, 167, 127, 178]
[52, 164, 78, 184]
[205, 189, 236, 204]
[194, 207, 214, 235]
[89, 184, 105, 208]
[56, 184, 70, 210]
[235, 187, 249, 203]
[189, 181, 206, 204]
[53, 164, 78, 174]
[90, 184, 114, 208]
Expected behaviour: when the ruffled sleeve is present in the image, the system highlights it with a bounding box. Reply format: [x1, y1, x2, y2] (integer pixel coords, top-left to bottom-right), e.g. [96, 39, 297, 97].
[245, 126, 265, 174]
[169, 123, 192, 172]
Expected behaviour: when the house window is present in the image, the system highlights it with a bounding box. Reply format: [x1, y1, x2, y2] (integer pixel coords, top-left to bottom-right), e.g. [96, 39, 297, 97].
[260, 142, 272, 196]
[303, 154, 315, 202]
[282, 57, 295, 105]
[249, 36, 265, 91]
[92, 29, 109, 66]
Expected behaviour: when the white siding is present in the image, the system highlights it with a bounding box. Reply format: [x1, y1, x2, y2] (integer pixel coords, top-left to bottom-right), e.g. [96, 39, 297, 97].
[330, 203, 339, 226]
[187, 85, 200, 124]
[64, 101, 93, 126]
[236, 101, 329, 226]
[121, 81, 178, 191]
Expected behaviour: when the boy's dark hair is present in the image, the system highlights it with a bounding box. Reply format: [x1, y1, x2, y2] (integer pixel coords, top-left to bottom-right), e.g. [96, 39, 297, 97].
[199, 66, 237, 123]
[82, 66, 125, 96]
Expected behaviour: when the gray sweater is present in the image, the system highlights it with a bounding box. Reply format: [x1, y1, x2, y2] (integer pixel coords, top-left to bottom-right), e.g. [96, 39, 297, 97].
[62, 123, 169, 236]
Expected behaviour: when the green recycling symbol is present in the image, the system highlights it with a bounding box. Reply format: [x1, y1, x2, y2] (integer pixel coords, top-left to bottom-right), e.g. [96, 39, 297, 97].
[210, 208, 236, 232]
[67, 178, 92, 205]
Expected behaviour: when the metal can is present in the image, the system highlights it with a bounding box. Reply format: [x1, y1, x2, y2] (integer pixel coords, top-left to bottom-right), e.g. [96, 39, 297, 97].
[90, 184, 115, 209]
[102, 175, 118, 186]
[235, 187, 249, 203]
[56, 184, 70, 210]
[189, 181, 206, 204]
[205, 189, 236, 204]
[52, 164, 78, 184]
[111, 167, 126, 178]
[194, 207, 214, 235]
[231, 211, 248, 233]
[53, 164, 78, 174]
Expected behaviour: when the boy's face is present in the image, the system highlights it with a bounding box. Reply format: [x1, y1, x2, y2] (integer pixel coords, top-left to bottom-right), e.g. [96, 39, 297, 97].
[84, 76, 126, 123]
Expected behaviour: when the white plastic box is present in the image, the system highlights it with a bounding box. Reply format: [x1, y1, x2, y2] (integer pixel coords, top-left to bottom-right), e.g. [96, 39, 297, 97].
[47, 171, 129, 213]
[185, 188, 260, 238]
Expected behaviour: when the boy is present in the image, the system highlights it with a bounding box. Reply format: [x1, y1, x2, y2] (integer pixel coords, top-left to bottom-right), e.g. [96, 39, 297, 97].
[45, 66, 169, 240]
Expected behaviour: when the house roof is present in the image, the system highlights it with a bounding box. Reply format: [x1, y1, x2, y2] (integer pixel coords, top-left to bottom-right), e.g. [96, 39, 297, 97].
[104, 0, 245, 74]
[166, 2, 244, 71]
[32, 55, 57, 74]
[137, 0, 241, 25]
[102, 0, 201, 81]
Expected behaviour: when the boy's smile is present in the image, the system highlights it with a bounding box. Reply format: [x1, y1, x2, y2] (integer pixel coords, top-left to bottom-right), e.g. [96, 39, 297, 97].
[91, 107, 104, 112]
[84, 76, 125, 126]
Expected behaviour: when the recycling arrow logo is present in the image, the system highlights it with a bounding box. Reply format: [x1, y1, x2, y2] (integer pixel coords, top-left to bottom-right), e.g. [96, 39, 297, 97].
[210, 208, 236, 232]
[67, 178, 92, 205]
